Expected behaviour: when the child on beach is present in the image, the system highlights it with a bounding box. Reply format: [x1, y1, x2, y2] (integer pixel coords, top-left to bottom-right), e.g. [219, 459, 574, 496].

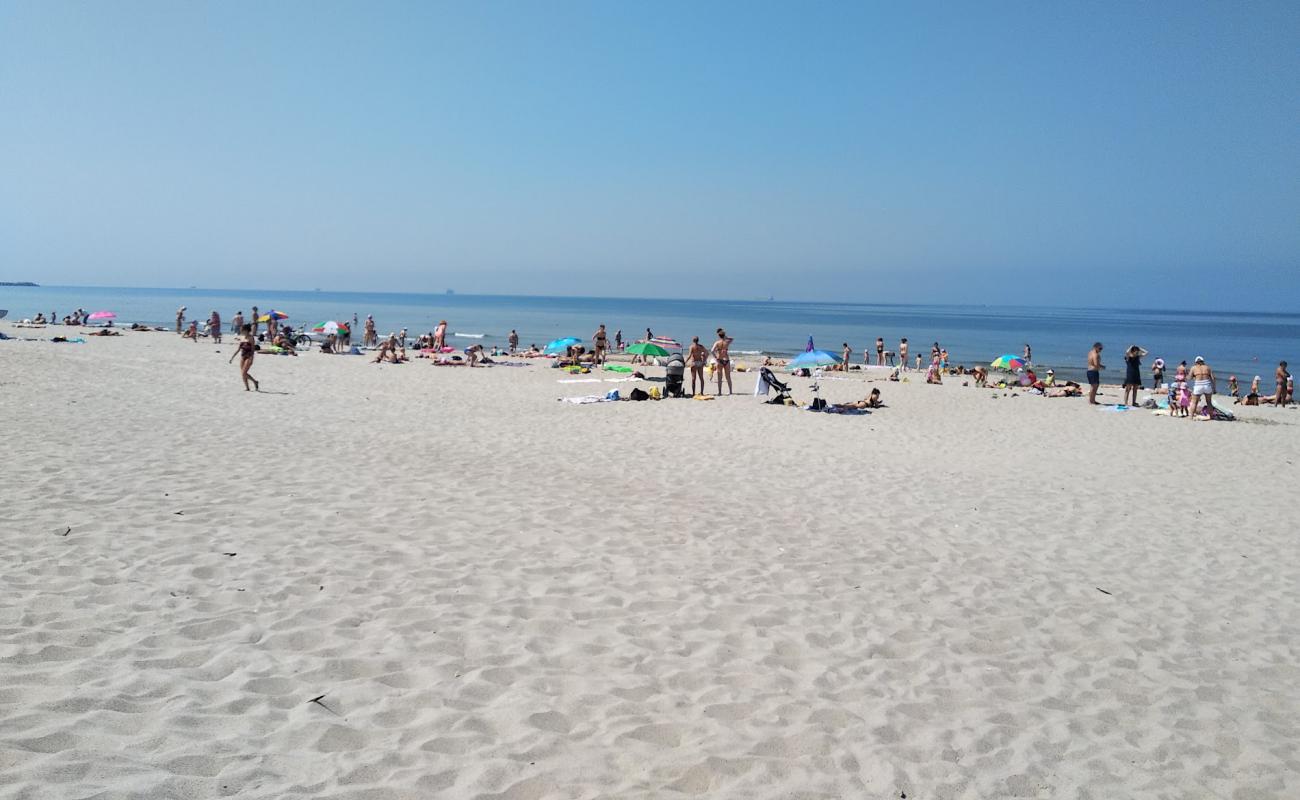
[1176, 380, 1191, 417]
[1228, 375, 1239, 397]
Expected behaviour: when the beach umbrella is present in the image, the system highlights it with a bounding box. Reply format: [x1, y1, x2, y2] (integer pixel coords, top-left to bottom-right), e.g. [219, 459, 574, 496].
[788, 349, 841, 371]
[544, 336, 582, 354]
[649, 336, 682, 349]
[626, 341, 670, 358]
[258, 310, 289, 322]
[991, 354, 1025, 370]
[311, 320, 347, 334]
[88, 311, 116, 320]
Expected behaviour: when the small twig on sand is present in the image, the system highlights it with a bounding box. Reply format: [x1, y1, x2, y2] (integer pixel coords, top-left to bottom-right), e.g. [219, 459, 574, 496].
[308, 694, 340, 716]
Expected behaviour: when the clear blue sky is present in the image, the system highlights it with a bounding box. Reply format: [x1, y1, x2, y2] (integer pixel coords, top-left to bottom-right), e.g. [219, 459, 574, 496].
[2, 1, 1297, 309]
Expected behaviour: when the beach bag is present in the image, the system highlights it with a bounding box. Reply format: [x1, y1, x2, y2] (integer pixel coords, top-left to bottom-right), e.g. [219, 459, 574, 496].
[629, 388, 650, 401]
[810, 397, 828, 411]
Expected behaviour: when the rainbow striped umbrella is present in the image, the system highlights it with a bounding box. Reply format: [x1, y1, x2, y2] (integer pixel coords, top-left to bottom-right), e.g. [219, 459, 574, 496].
[258, 310, 289, 322]
[649, 336, 682, 349]
[991, 354, 1026, 370]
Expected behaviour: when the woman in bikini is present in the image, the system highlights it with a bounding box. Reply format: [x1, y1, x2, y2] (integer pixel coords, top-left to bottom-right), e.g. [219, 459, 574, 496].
[228, 324, 259, 391]
[711, 328, 733, 395]
[686, 336, 708, 395]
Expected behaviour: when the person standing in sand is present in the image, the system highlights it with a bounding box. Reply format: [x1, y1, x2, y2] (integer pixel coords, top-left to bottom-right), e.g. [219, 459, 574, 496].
[876, 337, 885, 366]
[176, 306, 186, 334]
[1086, 342, 1104, 405]
[686, 336, 708, 396]
[593, 324, 609, 365]
[712, 328, 734, 395]
[231, 310, 244, 336]
[229, 324, 259, 391]
[614, 329, 623, 352]
[1122, 345, 1147, 406]
[841, 342, 852, 372]
[433, 320, 447, 351]
[364, 316, 377, 347]
[1277, 361, 1291, 406]
[899, 338, 909, 371]
[1188, 356, 1217, 418]
[1024, 343, 1032, 363]
[508, 329, 519, 353]
[251, 306, 260, 337]
[209, 311, 222, 344]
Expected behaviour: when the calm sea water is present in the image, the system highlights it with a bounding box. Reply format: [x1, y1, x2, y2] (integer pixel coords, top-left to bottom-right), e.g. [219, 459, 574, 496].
[4, 285, 1297, 382]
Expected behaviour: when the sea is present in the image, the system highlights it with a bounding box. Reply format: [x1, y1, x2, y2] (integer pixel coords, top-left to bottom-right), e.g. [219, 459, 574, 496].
[4, 285, 1297, 383]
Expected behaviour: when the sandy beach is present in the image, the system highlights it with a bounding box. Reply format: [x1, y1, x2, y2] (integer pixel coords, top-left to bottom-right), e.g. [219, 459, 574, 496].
[2, 325, 1298, 799]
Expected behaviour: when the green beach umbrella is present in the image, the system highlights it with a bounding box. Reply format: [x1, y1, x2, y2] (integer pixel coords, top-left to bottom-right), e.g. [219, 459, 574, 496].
[625, 341, 670, 358]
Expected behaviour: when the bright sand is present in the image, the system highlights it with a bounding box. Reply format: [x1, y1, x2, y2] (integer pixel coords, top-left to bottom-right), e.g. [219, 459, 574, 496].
[2, 325, 1298, 799]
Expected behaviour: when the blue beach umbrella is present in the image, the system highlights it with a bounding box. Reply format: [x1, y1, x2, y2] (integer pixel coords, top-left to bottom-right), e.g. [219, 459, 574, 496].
[544, 336, 582, 354]
[788, 349, 841, 371]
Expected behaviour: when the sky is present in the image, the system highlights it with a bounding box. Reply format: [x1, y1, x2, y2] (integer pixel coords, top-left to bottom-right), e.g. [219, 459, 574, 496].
[1, 1, 1297, 309]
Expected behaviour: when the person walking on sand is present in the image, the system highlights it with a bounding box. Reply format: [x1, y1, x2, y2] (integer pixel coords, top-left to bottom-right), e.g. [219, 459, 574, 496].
[364, 315, 377, 347]
[686, 336, 708, 395]
[842, 342, 853, 372]
[712, 328, 734, 395]
[231, 310, 244, 336]
[614, 329, 623, 352]
[1024, 343, 1032, 364]
[508, 329, 519, 353]
[209, 310, 222, 344]
[593, 324, 609, 365]
[876, 336, 885, 366]
[229, 324, 259, 391]
[1086, 342, 1104, 405]
[251, 306, 260, 337]
[899, 338, 909, 371]
[1122, 345, 1147, 406]
[176, 306, 186, 334]
[1188, 356, 1217, 418]
[1277, 361, 1291, 406]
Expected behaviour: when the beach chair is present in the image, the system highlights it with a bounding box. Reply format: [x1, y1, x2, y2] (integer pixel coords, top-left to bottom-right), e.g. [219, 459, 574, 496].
[757, 367, 793, 404]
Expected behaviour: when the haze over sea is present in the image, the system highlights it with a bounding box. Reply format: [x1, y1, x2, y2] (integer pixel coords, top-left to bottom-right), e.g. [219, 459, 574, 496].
[5, 284, 1296, 382]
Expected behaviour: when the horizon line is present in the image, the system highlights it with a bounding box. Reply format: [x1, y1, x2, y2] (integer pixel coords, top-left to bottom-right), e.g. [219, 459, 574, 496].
[14, 282, 1299, 318]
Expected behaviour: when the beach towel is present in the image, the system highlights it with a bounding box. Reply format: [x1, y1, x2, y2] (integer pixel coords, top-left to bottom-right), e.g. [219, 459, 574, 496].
[558, 378, 602, 384]
[560, 395, 615, 404]
[603, 365, 633, 373]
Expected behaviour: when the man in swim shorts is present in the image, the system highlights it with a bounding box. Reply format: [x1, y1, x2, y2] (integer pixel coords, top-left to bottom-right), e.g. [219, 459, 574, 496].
[1188, 356, 1217, 419]
[1086, 342, 1104, 405]
[1277, 361, 1291, 406]
[876, 337, 885, 366]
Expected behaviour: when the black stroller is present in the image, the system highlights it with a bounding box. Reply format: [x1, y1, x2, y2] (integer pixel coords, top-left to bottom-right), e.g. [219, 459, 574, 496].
[665, 353, 686, 397]
[757, 367, 793, 404]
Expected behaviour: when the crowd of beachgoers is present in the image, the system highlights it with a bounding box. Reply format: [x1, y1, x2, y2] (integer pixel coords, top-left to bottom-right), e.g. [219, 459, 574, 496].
[8, 304, 1294, 416]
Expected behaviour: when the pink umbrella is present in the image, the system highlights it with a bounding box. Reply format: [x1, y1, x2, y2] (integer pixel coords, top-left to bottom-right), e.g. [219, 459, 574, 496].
[88, 311, 116, 320]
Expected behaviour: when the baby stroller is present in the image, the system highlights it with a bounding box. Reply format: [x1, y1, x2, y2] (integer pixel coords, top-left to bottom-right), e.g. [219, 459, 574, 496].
[664, 353, 686, 398]
[757, 367, 792, 404]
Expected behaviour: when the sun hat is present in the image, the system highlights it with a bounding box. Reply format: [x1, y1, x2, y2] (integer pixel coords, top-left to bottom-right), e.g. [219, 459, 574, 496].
[1195, 356, 1205, 363]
